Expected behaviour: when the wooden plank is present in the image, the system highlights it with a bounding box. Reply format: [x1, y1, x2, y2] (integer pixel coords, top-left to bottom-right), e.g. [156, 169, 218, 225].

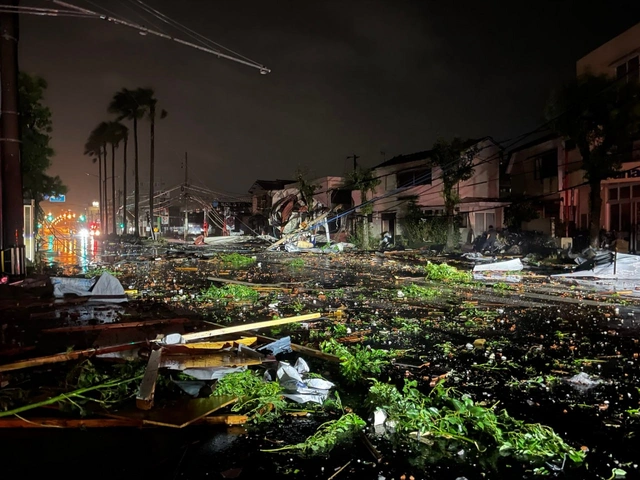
[136, 347, 163, 410]
[162, 337, 257, 354]
[160, 352, 262, 370]
[0, 342, 144, 373]
[0, 413, 248, 428]
[0, 417, 145, 428]
[42, 318, 191, 334]
[106, 395, 238, 428]
[180, 313, 322, 342]
[0, 346, 36, 357]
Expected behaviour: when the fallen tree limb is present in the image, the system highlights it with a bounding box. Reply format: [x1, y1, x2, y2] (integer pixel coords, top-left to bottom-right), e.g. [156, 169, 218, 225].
[0, 375, 143, 418]
[0, 342, 144, 373]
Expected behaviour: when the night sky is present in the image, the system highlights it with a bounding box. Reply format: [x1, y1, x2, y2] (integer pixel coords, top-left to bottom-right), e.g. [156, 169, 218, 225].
[17, 0, 640, 210]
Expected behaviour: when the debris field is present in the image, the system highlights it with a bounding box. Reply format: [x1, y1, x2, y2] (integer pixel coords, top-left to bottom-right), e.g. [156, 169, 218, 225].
[0, 240, 639, 480]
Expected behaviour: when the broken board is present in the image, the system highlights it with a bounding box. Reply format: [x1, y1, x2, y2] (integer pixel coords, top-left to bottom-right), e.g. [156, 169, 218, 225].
[104, 395, 237, 428]
[160, 352, 262, 370]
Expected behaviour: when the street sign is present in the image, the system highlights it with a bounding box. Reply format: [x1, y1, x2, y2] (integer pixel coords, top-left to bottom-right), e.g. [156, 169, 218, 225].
[49, 195, 66, 203]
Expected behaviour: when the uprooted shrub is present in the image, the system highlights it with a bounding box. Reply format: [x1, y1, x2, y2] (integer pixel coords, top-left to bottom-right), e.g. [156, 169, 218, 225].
[367, 379, 586, 469]
[424, 262, 471, 283]
[320, 339, 400, 384]
[199, 284, 260, 303]
[262, 412, 366, 456]
[212, 369, 286, 423]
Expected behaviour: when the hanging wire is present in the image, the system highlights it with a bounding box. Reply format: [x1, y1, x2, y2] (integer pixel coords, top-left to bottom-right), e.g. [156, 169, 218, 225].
[49, 0, 271, 73]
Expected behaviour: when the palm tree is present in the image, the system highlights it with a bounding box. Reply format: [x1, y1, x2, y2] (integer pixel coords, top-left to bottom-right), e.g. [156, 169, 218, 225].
[134, 88, 167, 238]
[118, 125, 129, 234]
[108, 88, 146, 236]
[84, 122, 109, 230]
[103, 121, 128, 236]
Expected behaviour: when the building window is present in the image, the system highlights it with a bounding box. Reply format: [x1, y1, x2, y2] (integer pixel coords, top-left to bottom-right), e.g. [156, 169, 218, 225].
[396, 168, 432, 188]
[533, 149, 557, 181]
[616, 55, 639, 83]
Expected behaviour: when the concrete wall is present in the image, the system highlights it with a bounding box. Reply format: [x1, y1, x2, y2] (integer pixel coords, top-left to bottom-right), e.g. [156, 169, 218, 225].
[577, 22, 640, 76]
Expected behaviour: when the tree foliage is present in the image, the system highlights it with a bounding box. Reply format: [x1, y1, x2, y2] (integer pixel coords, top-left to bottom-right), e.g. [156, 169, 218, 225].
[295, 168, 319, 208]
[19, 72, 66, 206]
[546, 73, 640, 246]
[504, 195, 540, 230]
[345, 167, 379, 215]
[430, 137, 477, 249]
[400, 199, 448, 247]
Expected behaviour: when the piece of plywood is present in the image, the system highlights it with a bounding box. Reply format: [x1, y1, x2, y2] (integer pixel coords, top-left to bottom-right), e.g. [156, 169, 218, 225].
[181, 313, 321, 342]
[106, 395, 238, 428]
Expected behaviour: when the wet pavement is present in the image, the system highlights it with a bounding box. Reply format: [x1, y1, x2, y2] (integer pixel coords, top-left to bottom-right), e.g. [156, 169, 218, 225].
[1, 239, 640, 480]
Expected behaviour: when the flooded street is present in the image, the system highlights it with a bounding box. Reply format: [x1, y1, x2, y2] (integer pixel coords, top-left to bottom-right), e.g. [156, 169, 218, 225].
[40, 234, 101, 275]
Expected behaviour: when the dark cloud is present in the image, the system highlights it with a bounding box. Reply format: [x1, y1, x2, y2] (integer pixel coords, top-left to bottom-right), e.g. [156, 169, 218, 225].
[17, 0, 640, 208]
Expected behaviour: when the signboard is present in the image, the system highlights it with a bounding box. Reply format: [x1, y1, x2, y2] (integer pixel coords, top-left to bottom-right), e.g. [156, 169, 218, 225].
[48, 195, 66, 203]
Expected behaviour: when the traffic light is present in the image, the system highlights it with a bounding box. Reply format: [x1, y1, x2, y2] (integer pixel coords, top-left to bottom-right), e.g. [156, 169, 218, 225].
[119, 223, 124, 229]
[79, 215, 86, 222]
[47, 213, 53, 221]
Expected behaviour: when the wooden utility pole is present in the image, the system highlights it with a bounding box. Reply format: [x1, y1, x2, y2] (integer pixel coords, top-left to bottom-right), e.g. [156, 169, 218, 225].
[0, 0, 26, 275]
[183, 152, 188, 242]
[347, 154, 359, 171]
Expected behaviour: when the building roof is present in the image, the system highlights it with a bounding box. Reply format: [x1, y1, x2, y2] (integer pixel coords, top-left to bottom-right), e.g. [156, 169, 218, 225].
[248, 179, 296, 194]
[372, 136, 499, 169]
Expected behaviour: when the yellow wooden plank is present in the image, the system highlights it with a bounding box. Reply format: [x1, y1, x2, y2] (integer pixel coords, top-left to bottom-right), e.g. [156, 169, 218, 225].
[181, 313, 321, 342]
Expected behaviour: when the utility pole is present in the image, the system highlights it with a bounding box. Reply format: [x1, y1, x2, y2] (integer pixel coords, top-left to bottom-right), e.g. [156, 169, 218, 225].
[117, 189, 122, 233]
[347, 154, 359, 171]
[149, 103, 155, 240]
[183, 152, 188, 242]
[0, 0, 26, 276]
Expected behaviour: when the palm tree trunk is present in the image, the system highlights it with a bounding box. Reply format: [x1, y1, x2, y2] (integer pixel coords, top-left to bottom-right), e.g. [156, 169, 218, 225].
[111, 143, 116, 236]
[122, 138, 128, 234]
[98, 156, 103, 230]
[103, 144, 108, 235]
[133, 117, 139, 236]
[149, 105, 155, 240]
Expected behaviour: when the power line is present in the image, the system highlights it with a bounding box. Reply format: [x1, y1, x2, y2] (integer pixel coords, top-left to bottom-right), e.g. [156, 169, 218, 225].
[48, 0, 271, 73]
